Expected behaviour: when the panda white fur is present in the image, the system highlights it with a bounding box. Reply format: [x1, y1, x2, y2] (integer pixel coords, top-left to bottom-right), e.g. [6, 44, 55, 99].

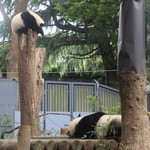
[67, 112, 121, 141]
[11, 10, 44, 36]
[96, 115, 121, 140]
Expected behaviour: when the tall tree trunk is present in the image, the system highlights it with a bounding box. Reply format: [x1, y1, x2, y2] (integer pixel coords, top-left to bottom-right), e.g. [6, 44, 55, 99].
[117, 0, 150, 149]
[18, 31, 37, 150]
[118, 74, 150, 150]
[18, 30, 45, 139]
[6, 0, 28, 78]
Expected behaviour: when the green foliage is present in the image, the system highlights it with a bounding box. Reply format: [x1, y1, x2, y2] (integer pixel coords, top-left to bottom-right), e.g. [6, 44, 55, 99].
[55, 0, 119, 24]
[0, 113, 11, 126]
[101, 103, 121, 115]
[0, 44, 9, 72]
[86, 96, 100, 112]
[36, 0, 120, 81]
[95, 123, 118, 140]
[0, 0, 120, 82]
[86, 95, 121, 114]
[0, 113, 13, 139]
[42, 41, 105, 80]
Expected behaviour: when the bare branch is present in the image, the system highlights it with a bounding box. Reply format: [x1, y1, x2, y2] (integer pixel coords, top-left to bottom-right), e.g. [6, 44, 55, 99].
[51, 7, 94, 33]
[39, 112, 74, 118]
[1, 126, 20, 139]
[69, 47, 98, 57]
[70, 52, 99, 59]
[53, 15, 86, 33]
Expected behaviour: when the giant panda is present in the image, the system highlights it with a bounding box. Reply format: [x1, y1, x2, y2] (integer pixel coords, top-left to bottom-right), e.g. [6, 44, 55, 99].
[11, 10, 44, 36]
[67, 112, 121, 141]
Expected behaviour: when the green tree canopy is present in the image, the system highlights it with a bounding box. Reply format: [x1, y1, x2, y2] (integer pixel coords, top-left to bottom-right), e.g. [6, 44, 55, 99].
[0, 0, 120, 87]
[37, 0, 120, 87]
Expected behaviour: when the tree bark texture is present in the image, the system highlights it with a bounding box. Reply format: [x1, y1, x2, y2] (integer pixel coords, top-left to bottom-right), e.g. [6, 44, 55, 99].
[31, 47, 45, 136]
[17, 126, 31, 150]
[118, 73, 150, 150]
[18, 31, 37, 126]
[18, 29, 45, 146]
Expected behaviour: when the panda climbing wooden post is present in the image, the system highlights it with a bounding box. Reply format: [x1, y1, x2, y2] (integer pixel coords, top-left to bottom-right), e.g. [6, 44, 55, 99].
[12, 11, 45, 150]
[10, 10, 45, 150]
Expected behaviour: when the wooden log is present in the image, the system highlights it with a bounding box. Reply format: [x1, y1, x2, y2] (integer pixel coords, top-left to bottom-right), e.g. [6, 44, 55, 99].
[83, 141, 94, 150]
[94, 141, 105, 150]
[71, 140, 82, 150]
[0, 139, 119, 150]
[0, 140, 17, 150]
[17, 30, 36, 150]
[31, 140, 45, 150]
[17, 126, 31, 150]
[58, 141, 70, 150]
[105, 140, 118, 150]
[46, 140, 57, 150]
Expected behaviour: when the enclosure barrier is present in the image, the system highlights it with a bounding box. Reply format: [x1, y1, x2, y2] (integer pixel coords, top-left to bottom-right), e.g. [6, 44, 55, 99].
[0, 139, 118, 150]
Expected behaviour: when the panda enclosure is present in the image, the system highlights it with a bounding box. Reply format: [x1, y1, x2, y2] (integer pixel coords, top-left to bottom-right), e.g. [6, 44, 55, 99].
[0, 1, 150, 150]
[15, 30, 120, 150]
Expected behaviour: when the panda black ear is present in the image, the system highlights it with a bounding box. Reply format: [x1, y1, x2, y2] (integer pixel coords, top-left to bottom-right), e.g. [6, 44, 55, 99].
[77, 113, 81, 117]
[40, 23, 44, 27]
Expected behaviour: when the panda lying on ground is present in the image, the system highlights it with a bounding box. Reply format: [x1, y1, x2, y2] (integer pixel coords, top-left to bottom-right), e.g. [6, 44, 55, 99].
[11, 10, 44, 36]
[67, 112, 121, 141]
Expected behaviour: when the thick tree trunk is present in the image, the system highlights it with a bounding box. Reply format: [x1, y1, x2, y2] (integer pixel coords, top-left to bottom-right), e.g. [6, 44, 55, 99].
[17, 126, 31, 150]
[18, 30, 45, 149]
[118, 73, 150, 150]
[18, 31, 37, 126]
[18, 31, 37, 150]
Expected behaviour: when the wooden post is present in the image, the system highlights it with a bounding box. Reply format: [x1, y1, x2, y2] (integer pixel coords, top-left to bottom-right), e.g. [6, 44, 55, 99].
[118, 74, 150, 149]
[17, 30, 46, 149]
[17, 30, 37, 150]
